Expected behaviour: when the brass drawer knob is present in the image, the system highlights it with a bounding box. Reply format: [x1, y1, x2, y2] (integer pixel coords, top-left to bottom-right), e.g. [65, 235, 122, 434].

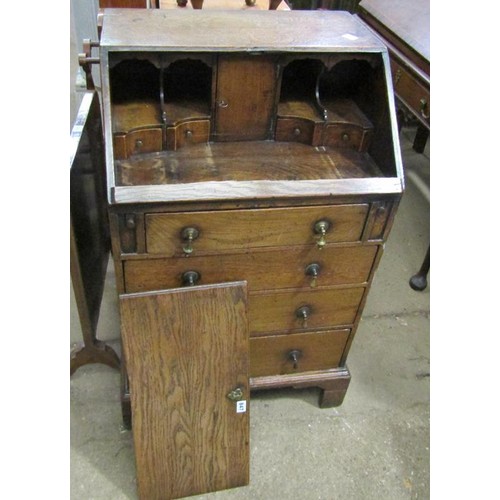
[394, 68, 402, 85]
[288, 349, 303, 369]
[341, 132, 350, 142]
[295, 305, 312, 328]
[305, 263, 321, 288]
[419, 98, 430, 119]
[182, 270, 200, 287]
[293, 128, 301, 136]
[313, 220, 331, 249]
[135, 139, 143, 151]
[181, 227, 200, 255]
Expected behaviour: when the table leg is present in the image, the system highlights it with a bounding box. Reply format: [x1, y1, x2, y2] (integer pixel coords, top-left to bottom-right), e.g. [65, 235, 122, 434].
[413, 124, 429, 154]
[409, 246, 430, 291]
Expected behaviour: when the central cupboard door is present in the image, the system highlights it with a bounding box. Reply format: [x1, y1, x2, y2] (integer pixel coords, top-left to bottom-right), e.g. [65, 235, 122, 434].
[120, 281, 249, 500]
[214, 55, 277, 141]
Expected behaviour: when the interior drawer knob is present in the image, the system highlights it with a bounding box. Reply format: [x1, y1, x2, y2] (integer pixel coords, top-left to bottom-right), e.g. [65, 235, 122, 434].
[181, 270, 200, 287]
[288, 349, 303, 369]
[313, 220, 331, 249]
[181, 227, 200, 255]
[305, 262, 321, 288]
[295, 305, 312, 328]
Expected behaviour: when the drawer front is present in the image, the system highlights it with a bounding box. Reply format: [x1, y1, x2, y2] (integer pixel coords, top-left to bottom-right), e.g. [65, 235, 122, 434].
[126, 128, 163, 158]
[391, 59, 430, 125]
[249, 287, 364, 335]
[250, 329, 350, 377]
[166, 119, 210, 151]
[113, 128, 163, 160]
[146, 204, 369, 256]
[275, 117, 315, 145]
[323, 124, 372, 152]
[123, 245, 378, 293]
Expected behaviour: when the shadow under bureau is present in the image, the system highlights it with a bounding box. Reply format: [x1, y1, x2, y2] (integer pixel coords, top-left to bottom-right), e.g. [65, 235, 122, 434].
[80, 8, 404, 499]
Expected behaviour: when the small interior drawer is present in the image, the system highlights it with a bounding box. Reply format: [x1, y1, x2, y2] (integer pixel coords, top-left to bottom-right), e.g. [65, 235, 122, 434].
[145, 204, 369, 256]
[123, 245, 378, 293]
[323, 124, 372, 152]
[275, 117, 316, 145]
[166, 119, 210, 150]
[249, 287, 364, 335]
[113, 127, 163, 160]
[249, 329, 350, 377]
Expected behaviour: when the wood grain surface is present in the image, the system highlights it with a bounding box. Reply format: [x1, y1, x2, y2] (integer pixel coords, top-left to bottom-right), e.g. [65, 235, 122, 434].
[249, 287, 365, 335]
[123, 244, 378, 293]
[115, 140, 385, 186]
[145, 204, 369, 256]
[99, 10, 385, 53]
[120, 282, 249, 500]
[249, 329, 350, 376]
[214, 55, 276, 141]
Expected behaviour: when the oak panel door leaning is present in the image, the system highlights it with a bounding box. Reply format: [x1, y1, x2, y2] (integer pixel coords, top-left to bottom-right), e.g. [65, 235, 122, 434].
[119, 281, 249, 500]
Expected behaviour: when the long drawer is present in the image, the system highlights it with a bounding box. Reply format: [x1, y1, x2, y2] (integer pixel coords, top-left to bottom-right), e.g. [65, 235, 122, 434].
[123, 245, 378, 293]
[249, 287, 364, 335]
[145, 204, 369, 256]
[390, 58, 430, 126]
[250, 329, 350, 377]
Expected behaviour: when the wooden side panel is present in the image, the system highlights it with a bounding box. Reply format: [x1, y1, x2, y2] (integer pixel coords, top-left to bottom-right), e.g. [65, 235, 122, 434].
[119, 282, 249, 500]
[215, 55, 276, 141]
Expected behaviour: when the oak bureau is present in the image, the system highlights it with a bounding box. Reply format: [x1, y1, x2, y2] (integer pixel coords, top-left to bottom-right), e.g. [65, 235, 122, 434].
[77, 8, 404, 498]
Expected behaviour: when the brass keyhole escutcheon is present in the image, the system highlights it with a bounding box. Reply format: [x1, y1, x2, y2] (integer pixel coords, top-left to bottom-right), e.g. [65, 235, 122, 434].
[227, 387, 243, 401]
[288, 349, 303, 369]
[313, 220, 331, 250]
[295, 305, 312, 328]
[305, 263, 321, 288]
[181, 227, 200, 255]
